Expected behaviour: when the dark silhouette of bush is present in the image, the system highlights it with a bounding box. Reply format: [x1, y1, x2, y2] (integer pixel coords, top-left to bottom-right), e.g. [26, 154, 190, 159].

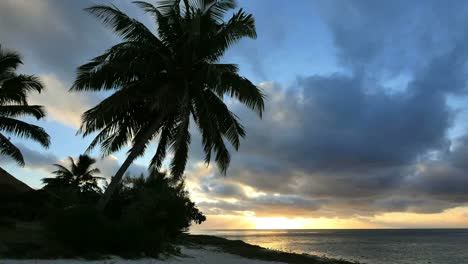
[0, 190, 50, 222]
[107, 170, 206, 237]
[45, 170, 205, 257]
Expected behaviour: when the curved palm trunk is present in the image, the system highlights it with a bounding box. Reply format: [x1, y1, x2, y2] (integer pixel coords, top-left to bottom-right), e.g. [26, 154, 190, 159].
[96, 116, 164, 211]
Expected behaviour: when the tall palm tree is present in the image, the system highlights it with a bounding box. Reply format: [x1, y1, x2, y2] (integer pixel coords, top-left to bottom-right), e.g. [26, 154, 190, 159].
[42, 154, 103, 193]
[72, 0, 264, 210]
[0, 45, 50, 166]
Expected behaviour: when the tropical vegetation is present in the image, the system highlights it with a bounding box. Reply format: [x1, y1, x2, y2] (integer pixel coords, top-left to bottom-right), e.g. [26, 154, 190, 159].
[71, 0, 264, 210]
[0, 0, 262, 259]
[45, 169, 205, 257]
[42, 154, 103, 193]
[0, 45, 50, 165]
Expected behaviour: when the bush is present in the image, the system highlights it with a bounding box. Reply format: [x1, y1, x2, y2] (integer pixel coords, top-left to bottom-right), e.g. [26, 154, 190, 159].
[114, 172, 206, 239]
[45, 170, 205, 257]
[0, 190, 50, 221]
[45, 206, 105, 254]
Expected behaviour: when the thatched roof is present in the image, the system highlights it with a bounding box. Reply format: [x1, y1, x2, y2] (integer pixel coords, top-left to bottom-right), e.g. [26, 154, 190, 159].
[0, 167, 33, 195]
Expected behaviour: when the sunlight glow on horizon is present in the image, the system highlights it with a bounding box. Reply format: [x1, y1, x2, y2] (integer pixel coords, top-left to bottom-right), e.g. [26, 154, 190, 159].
[251, 217, 308, 229]
[192, 206, 468, 230]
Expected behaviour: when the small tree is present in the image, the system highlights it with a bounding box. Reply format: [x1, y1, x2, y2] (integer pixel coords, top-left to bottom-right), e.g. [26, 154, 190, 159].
[42, 154, 104, 194]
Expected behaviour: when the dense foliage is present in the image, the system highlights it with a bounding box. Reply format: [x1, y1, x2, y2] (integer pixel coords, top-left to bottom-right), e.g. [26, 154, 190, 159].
[0, 44, 50, 222]
[1, 0, 259, 258]
[72, 0, 264, 209]
[0, 44, 50, 165]
[45, 170, 205, 257]
[40, 155, 103, 208]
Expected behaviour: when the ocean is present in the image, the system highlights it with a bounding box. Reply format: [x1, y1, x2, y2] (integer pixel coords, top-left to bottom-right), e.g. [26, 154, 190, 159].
[191, 229, 468, 264]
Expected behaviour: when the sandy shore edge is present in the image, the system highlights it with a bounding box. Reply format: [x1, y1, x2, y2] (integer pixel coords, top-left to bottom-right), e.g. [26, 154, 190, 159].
[0, 246, 285, 264]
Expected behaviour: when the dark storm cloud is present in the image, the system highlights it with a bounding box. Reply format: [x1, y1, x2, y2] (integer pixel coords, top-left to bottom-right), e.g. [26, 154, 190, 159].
[0, 0, 113, 79]
[403, 136, 468, 203]
[317, 0, 468, 76]
[187, 0, 468, 218]
[201, 180, 247, 198]
[0, 1, 152, 115]
[197, 193, 324, 217]
[0, 1, 113, 129]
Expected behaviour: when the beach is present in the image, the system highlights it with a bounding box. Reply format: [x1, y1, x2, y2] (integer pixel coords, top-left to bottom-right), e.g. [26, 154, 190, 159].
[0, 234, 355, 264]
[0, 246, 285, 264]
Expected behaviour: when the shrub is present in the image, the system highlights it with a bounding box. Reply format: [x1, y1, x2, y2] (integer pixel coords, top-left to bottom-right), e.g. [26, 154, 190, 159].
[45, 206, 106, 254]
[114, 171, 206, 239]
[45, 170, 205, 257]
[0, 190, 50, 221]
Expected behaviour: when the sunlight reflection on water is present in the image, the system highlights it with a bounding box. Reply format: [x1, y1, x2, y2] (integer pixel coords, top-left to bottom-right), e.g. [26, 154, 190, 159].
[190, 229, 468, 264]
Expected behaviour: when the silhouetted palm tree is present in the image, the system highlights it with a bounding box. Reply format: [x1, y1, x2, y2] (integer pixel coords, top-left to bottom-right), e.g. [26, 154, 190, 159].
[72, 0, 264, 210]
[0, 44, 50, 165]
[42, 154, 103, 193]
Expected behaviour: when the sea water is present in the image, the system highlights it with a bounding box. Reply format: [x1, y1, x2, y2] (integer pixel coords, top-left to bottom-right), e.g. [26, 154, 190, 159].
[191, 229, 468, 264]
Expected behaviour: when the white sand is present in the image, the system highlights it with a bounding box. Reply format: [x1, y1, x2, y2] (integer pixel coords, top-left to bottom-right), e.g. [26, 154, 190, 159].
[0, 246, 285, 264]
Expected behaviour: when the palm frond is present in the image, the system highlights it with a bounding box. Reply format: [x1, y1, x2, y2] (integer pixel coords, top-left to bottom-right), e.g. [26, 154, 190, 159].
[204, 0, 236, 23]
[0, 49, 22, 74]
[0, 45, 48, 167]
[85, 167, 101, 176]
[85, 5, 157, 42]
[79, 87, 147, 135]
[151, 0, 180, 16]
[52, 163, 74, 179]
[0, 117, 50, 147]
[206, 8, 256, 60]
[203, 90, 245, 148]
[0, 75, 44, 104]
[169, 111, 191, 178]
[150, 115, 176, 169]
[135, 0, 184, 45]
[0, 105, 46, 119]
[127, 115, 164, 158]
[0, 132, 24, 166]
[215, 71, 265, 117]
[72, 42, 166, 92]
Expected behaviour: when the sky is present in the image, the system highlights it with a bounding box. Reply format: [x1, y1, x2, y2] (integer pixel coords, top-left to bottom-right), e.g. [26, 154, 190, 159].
[1, 0, 468, 229]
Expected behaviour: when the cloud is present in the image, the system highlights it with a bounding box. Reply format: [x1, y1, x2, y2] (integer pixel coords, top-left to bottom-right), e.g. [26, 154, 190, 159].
[0, 0, 113, 78]
[204, 68, 465, 217]
[316, 0, 468, 77]
[0, 143, 59, 172]
[184, 0, 468, 220]
[0, 1, 141, 129]
[96, 155, 148, 180]
[28, 74, 93, 128]
[201, 181, 247, 198]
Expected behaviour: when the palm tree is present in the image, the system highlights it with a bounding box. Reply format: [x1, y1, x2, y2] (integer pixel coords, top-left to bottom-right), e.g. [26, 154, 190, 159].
[72, 0, 265, 210]
[42, 154, 103, 193]
[0, 44, 50, 165]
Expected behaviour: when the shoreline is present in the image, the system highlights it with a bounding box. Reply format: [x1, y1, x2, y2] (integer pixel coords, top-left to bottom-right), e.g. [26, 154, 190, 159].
[0, 245, 355, 264]
[1, 232, 359, 264]
[181, 234, 359, 264]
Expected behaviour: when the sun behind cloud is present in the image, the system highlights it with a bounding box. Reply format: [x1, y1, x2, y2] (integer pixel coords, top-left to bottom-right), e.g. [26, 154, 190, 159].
[252, 217, 307, 229]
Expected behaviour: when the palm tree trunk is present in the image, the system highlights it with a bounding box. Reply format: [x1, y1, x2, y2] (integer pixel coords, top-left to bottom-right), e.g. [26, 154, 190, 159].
[96, 116, 164, 211]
